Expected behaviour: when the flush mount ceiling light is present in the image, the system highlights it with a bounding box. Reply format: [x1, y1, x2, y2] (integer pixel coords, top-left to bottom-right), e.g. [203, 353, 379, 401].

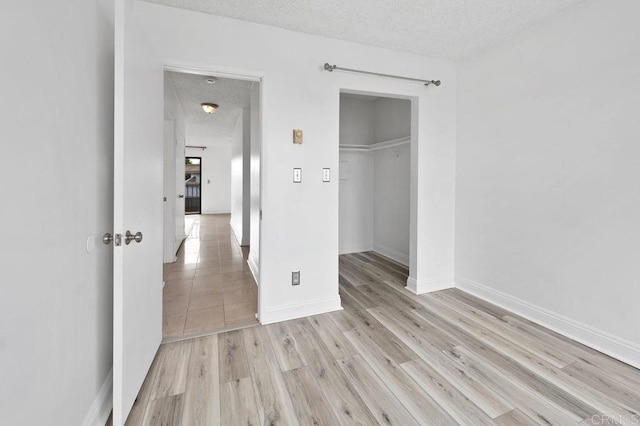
[205, 77, 217, 84]
[201, 103, 219, 114]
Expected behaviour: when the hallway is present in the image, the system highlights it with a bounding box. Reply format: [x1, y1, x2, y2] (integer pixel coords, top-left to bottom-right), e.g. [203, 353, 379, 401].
[162, 214, 258, 339]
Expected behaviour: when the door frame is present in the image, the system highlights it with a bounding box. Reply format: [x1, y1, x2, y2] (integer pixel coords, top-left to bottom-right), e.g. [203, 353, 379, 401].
[337, 88, 418, 286]
[163, 62, 264, 323]
[184, 155, 202, 215]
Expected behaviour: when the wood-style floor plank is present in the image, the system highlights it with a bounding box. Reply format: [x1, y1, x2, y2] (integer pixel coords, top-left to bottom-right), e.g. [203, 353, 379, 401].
[307, 313, 357, 360]
[218, 329, 249, 384]
[368, 306, 514, 419]
[242, 326, 298, 425]
[494, 408, 538, 425]
[264, 321, 308, 372]
[182, 335, 220, 425]
[148, 340, 192, 401]
[282, 367, 340, 425]
[338, 354, 420, 426]
[289, 318, 378, 425]
[401, 359, 496, 426]
[220, 377, 260, 426]
[125, 249, 640, 426]
[345, 327, 458, 425]
[141, 394, 184, 426]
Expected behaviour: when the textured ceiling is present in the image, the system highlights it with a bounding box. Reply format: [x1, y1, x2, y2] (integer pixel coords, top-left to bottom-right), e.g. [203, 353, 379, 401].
[144, 0, 587, 59]
[165, 71, 252, 144]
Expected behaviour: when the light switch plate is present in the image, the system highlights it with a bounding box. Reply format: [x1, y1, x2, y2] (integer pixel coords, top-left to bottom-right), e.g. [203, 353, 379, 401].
[322, 168, 330, 182]
[293, 168, 302, 183]
[293, 129, 303, 144]
[292, 271, 301, 286]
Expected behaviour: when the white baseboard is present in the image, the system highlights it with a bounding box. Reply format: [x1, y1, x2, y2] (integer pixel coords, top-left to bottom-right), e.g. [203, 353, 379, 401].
[405, 276, 454, 295]
[82, 369, 112, 426]
[339, 242, 373, 255]
[247, 252, 259, 284]
[455, 277, 640, 369]
[260, 296, 343, 325]
[202, 210, 231, 215]
[230, 221, 242, 245]
[373, 244, 409, 266]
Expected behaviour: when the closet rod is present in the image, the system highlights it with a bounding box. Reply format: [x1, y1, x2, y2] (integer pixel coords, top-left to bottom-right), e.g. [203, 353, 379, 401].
[324, 63, 441, 87]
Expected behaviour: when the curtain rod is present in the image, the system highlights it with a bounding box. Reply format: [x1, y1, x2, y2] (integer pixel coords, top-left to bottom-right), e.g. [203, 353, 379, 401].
[324, 63, 441, 87]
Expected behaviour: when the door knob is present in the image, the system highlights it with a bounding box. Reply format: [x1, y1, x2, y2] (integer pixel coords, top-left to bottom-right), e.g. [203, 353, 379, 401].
[125, 231, 143, 245]
[102, 233, 113, 245]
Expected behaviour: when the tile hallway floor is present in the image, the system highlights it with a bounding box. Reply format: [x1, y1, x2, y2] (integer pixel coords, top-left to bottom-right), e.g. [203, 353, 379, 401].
[162, 214, 258, 339]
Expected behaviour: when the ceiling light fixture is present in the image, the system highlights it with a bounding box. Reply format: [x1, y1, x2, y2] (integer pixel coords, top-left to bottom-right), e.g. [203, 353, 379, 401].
[201, 103, 219, 114]
[205, 77, 217, 84]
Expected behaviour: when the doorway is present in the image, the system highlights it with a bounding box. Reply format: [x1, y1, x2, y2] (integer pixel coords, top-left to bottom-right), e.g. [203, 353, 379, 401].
[162, 68, 262, 341]
[185, 156, 201, 215]
[338, 91, 413, 287]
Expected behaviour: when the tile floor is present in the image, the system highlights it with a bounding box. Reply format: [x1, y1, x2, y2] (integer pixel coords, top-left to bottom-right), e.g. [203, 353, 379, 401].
[162, 214, 258, 339]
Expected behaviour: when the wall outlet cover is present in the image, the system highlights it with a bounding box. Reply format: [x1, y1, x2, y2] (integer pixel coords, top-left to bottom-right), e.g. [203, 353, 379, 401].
[292, 270, 301, 286]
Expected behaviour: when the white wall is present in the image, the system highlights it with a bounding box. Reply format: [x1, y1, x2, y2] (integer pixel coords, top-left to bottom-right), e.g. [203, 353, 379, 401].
[373, 143, 411, 265]
[0, 0, 114, 424]
[242, 107, 252, 246]
[137, 1, 457, 321]
[456, 0, 640, 366]
[373, 98, 411, 143]
[230, 112, 244, 240]
[339, 97, 375, 145]
[248, 83, 261, 281]
[339, 151, 374, 254]
[186, 145, 232, 214]
[339, 97, 411, 265]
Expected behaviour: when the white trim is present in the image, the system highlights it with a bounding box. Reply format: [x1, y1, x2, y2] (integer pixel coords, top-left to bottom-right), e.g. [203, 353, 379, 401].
[81, 369, 112, 426]
[230, 221, 242, 246]
[372, 244, 409, 266]
[247, 252, 259, 285]
[339, 243, 373, 255]
[405, 276, 453, 294]
[455, 277, 640, 370]
[260, 296, 343, 325]
[201, 210, 231, 215]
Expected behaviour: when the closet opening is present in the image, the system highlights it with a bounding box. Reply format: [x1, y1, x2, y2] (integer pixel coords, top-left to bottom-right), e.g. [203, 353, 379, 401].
[338, 91, 413, 290]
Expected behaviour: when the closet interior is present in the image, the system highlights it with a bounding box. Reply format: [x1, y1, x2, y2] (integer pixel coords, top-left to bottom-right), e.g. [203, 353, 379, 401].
[338, 93, 411, 266]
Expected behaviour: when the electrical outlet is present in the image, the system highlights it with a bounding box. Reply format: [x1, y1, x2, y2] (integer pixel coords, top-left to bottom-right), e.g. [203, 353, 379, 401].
[292, 271, 301, 286]
[293, 129, 303, 144]
[293, 168, 302, 183]
[322, 168, 330, 182]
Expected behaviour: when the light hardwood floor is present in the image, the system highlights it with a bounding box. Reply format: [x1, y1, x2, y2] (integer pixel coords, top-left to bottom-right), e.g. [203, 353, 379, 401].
[122, 251, 640, 425]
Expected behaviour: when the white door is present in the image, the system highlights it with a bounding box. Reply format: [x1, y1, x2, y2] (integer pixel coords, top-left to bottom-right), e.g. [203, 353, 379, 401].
[113, 0, 164, 424]
[175, 132, 186, 242]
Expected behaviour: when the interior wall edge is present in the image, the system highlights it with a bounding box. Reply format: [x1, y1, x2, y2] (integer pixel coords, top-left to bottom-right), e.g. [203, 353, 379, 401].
[455, 276, 640, 370]
[81, 369, 113, 426]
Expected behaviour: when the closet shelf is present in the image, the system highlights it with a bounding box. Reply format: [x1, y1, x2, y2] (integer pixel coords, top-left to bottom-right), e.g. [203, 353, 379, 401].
[339, 136, 410, 152]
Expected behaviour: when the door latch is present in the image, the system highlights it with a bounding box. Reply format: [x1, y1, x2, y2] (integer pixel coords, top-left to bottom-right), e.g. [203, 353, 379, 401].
[114, 233, 122, 246]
